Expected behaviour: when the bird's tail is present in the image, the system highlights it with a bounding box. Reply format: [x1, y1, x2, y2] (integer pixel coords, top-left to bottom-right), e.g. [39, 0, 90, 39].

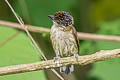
[60, 65, 74, 75]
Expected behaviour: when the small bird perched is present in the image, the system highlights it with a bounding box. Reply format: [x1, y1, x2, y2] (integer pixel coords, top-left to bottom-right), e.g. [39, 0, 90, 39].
[48, 11, 79, 74]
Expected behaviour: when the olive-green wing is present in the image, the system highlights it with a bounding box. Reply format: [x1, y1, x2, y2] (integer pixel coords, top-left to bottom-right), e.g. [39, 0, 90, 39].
[72, 27, 79, 52]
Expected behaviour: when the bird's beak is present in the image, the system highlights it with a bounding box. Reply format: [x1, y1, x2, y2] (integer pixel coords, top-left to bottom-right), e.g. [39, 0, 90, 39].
[48, 15, 55, 20]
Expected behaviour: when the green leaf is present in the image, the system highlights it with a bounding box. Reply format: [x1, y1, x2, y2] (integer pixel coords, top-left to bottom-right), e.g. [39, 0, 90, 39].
[0, 26, 47, 80]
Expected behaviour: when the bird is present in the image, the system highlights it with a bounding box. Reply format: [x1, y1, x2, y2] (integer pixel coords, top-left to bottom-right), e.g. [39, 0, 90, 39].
[48, 11, 79, 74]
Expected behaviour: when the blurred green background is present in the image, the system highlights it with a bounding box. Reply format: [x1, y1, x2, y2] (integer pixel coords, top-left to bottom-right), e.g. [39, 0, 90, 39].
[0, 0, 120, 80]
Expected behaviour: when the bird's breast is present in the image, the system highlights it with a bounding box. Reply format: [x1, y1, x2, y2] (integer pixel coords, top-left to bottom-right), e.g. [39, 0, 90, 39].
[50, 25, 78, 57]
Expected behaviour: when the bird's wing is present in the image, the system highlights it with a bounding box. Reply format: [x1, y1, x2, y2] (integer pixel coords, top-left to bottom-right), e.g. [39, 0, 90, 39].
[72, 27, 79, 52]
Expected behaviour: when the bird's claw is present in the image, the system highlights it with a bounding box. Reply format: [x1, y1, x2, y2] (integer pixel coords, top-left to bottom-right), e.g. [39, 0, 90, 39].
[74, 54, 79, 61]
[54, 55, 60, 62]
[74, 54, 79, 58]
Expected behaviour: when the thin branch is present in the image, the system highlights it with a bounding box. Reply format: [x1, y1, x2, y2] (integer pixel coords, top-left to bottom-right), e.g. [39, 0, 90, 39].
[1, 20, 120, 42]
[5, 0, 47, 63]
[0, 49, 120, 76]
[5, 0, 64, 80]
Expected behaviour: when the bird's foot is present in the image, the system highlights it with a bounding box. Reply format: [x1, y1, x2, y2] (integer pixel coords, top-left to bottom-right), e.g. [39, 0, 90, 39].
[54, 55, 60, 62]
[74, 54, 79, 61]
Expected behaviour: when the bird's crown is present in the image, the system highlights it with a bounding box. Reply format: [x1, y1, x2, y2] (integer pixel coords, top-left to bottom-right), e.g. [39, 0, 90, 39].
[49, 11, 73, 27]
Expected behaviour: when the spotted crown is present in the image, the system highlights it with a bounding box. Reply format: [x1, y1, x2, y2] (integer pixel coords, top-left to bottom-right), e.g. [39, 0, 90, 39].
[54, 11, 73, 26]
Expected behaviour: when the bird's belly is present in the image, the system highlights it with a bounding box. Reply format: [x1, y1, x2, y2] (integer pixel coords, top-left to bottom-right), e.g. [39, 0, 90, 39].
[51, 30, 78, 57]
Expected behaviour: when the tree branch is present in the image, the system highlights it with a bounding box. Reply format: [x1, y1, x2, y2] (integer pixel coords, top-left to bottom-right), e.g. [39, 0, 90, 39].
[0, 20, 120, 42]
[0, 49, 120, 76]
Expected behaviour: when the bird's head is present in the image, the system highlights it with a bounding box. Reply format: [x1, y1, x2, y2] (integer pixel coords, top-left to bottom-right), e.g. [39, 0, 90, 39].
[48, 11, 73, 27]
